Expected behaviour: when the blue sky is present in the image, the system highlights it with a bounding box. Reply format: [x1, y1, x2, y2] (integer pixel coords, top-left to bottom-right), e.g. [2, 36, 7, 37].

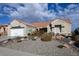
[0, 3, 79, 30]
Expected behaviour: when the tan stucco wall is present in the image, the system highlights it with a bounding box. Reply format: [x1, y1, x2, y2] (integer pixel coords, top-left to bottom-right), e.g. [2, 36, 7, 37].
[47, 19, 71, 35]
[8, 20, 36, 36]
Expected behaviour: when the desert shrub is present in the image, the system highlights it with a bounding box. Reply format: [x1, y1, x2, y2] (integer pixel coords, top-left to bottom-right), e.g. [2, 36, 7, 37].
[36, 30, 45, 37]
[29, 31, 37, 36]
[73, 28, 79, 35]
[74, 41, 79, 48]
[70, 28, 79, 46]
[57, 45, 64, 48]
[74, 35, 79, 41]
[41, 33, 52, 41]
[28, 33, 31, 36]
[30, 30, 45, 37]
[48, 32, 55, 36]
[71, 30, 79, 41]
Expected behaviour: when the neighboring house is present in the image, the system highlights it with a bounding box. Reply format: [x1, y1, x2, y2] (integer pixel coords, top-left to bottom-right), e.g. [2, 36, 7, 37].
[0, 25, 8, 36]
[32, 22, 49, 32]
[7, 19, 36, 37]
[47, 19, 71, 36]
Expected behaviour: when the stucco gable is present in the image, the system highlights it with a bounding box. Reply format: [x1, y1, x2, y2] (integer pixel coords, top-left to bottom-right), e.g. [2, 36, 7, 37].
[50, 19, 71, 24]
[9, 19, 35, 28]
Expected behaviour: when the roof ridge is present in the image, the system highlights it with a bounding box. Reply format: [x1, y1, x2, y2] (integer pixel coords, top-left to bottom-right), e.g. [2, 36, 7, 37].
[13, 19, 35, 27]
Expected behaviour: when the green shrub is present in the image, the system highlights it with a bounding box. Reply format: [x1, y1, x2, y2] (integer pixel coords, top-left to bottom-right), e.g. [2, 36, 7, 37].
[41, 33, 52, 41]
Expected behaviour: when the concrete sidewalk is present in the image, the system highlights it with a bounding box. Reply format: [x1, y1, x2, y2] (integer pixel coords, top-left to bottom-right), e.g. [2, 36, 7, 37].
[0, 47, 37, 56]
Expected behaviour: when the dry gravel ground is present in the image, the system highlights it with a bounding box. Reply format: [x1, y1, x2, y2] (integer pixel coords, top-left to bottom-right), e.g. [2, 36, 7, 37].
[1, 39, 79, 56]
[0, 47, 37, 56]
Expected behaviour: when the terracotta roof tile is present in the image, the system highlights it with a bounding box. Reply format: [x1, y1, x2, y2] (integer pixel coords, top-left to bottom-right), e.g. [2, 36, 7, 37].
[32, 22, 49, 28]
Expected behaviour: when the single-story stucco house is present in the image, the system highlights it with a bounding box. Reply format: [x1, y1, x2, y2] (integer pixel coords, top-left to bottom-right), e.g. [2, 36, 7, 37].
[47, 18, 71, 36]
[0, 18, 72, 37]
[7, 19, 36, 37]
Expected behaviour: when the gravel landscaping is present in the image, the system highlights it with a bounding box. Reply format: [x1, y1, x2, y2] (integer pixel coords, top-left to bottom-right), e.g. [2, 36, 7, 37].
[1, 38, 79, 56]
[0, 46, 37, 56]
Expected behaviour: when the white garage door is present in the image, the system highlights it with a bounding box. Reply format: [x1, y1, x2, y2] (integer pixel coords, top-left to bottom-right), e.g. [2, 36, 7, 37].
[54, 28, 60, 34]
[10, 28, 24, 37]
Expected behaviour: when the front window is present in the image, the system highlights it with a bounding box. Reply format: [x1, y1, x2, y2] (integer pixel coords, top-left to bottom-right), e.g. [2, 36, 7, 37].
[54, 25, 64, 32]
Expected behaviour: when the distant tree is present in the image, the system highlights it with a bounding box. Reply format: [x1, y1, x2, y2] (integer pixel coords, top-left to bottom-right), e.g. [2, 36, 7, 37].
[71, 28, 79, 41]
[74, 28, 79, 35]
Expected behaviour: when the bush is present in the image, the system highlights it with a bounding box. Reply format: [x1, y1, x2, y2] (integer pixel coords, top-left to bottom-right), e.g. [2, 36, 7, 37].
[36, 30, 45, 37]
[29, 31, 37, 36]
[28, 33, 31, 36]
[75, 35, 79, 41]
[74, 28, 79, 35]
[30, 30, 45, 37]
[71, 31, 79, 41]
[57, 45, 64, 48]
[41, 33, 52, 41]
[74, 41, 79, 48]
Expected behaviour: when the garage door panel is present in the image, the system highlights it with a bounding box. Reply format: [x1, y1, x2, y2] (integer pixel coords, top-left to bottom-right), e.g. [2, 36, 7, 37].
[54, 28, 60, 34]
[10, 28, 24, 36]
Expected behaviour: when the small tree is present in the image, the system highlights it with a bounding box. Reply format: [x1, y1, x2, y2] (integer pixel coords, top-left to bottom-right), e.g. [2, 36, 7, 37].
[74, 28, 79, 35]
[71, 28, 79, 41]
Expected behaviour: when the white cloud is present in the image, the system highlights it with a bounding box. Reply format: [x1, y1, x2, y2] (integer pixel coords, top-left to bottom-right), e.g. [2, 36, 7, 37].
[67, 4, 77, 9]
[1, 3, 79, 25]
[9, 3, 56, 22]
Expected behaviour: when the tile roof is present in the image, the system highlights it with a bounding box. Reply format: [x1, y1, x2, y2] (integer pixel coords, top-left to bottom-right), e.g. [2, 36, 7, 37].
[32, 22, 50, 28]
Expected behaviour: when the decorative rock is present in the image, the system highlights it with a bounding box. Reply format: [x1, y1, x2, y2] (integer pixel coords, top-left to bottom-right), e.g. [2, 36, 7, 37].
[63, 44, 70, 48]
[3, 40, 8, 44]
[20, 38, 24, 41]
